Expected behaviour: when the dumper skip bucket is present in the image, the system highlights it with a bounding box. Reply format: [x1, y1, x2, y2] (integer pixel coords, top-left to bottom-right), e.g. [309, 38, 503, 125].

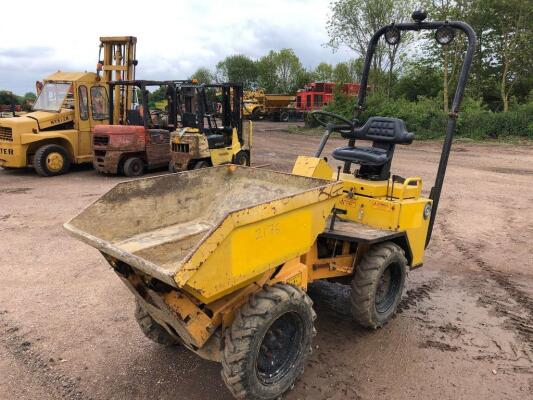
[65, 165, 343, 303]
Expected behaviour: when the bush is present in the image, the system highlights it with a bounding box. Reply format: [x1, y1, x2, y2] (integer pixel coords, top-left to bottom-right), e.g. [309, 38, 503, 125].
[325, 92, 533, 140]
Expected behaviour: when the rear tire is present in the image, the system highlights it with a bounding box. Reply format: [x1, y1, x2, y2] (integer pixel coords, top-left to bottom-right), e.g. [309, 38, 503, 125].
[193, 160, 210, 169]
[280, 111, 289, 122]
[134, 301, 179, 347]
[168, 160, 176, 173]
[222, 284, 316, 400]
[34, 144, 70, 177]
[233, 151, 250, 166]
[123, 157, 144, 177]
[350, 242, 407, 329]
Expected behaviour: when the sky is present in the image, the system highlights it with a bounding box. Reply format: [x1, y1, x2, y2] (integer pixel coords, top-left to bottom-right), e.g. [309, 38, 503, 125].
[0, 0, 355, 95]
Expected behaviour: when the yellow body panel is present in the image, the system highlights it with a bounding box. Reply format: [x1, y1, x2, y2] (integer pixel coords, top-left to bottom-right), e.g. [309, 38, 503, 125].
[210, 130, 242, 165]
[291, 156, 333, 180]
[180, 184, 342, 303]
[170, 123, 252, 170]
[292, 155, 431, 267]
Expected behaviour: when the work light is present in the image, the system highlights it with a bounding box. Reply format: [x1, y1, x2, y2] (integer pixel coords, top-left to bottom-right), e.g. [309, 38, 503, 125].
[435, 25, 455, 45]
[384, 27, 401, 46]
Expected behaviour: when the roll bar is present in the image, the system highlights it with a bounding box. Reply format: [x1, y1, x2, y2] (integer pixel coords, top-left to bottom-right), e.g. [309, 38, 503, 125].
[347, 12, 477, 247]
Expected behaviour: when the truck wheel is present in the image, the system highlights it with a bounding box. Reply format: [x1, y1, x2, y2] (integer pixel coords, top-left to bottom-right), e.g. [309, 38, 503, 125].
[250, 108, 261, 121]
[280, 111, 289, 122]
[134, 301, 179, 347]
[34, 144, 70, 177]
[123, 157, 144, 177]
[222, 284, 316, 400]
[350, 242, 407, 329]
[193, 160, 210, 169]
[233, 151, 250, 166]
[168, 160, 176, 173]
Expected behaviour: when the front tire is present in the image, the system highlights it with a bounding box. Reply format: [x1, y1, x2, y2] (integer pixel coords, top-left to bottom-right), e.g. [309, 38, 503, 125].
[350, 242, 407, 329]
[134, 301, 179, 347]
[250, 108, 262, 121]
[34, 144, 70, 176]
[123, 157, 144, 177]
[222, 284, 316, 400]
[233, 151, 250, 166]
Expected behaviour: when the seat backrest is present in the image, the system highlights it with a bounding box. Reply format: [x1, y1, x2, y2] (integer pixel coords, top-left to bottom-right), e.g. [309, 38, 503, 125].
[181, 112, 198, 128]
[126, 110, 144, 126]
[351, 117, 414, 144]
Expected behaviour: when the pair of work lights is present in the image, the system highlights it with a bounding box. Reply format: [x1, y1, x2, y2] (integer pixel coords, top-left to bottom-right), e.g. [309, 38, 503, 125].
[384, 24, 456, 46]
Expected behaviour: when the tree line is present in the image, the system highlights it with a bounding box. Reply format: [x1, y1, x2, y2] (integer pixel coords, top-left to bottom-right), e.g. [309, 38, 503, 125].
[324, 0, 533, 139]
[189, 52, 363, 94]
[191, 0, 531, 116]
[0, 91, 36, 110]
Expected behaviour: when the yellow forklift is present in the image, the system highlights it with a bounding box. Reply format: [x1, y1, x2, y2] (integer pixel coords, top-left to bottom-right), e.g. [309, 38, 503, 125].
[0, 37, 137, 176]
[169, 83, 252, 171]
[66, 12, 476, 400]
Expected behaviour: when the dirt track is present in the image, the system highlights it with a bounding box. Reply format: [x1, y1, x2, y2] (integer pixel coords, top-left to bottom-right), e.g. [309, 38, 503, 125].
[1, 121, 532, 399]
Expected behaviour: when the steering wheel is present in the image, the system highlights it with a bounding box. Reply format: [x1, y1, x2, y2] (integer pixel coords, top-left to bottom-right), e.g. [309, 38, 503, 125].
[311, 110, 354, 136]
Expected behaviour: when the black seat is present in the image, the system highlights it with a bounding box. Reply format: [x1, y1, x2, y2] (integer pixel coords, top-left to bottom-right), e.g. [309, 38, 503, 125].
[182, 112, 198, 128]
[126, 110, 143, 126]
[333, 146, 388, 165]
[332, 117, 414, 180]
[206, 134, 225, 149]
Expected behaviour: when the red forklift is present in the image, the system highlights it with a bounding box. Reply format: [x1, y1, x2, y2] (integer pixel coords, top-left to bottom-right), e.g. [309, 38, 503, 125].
[92, 80, 190, 176]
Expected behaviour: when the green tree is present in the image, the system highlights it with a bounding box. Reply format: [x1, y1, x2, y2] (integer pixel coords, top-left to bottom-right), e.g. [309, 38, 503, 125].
[189, 67, 213, 84]
[392, 62, 441, 100]
[327, 0, 414, 94]
[333, 59, 363, 83]
[483, 0, 532, 111]
[314, 62, 334, 81]
[273, 49, 304, 93]
[216, 55, 258, 89]
[257, 49, 304, 93]
[256, 52, 278, 92]
[294, 69, 315, 91]
[0, 90, 18, 105]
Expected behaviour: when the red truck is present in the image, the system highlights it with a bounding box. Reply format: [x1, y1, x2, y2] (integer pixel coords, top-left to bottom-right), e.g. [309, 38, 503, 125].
[295, 82, 362, 111]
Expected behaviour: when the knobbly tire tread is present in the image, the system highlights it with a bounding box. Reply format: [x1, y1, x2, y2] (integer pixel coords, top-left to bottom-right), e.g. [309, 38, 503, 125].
[221, 283, 316, 400]
[350, 242, 407, 329]
[134, 301, 178, 347]
[123, 157, 144, 177]
[34, 144, 70, 177]
[234, 150, 250, 166]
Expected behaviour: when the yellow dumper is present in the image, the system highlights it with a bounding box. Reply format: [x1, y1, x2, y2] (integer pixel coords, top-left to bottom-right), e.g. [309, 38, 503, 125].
[66, 13, 476, 400]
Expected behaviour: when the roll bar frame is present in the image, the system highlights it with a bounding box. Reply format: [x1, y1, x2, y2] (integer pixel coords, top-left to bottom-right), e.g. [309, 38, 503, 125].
[346, 15, 477, 247]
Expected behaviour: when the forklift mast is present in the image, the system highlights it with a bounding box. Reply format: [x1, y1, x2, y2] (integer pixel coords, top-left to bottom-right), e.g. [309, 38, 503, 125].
[98, 36, 138, 124]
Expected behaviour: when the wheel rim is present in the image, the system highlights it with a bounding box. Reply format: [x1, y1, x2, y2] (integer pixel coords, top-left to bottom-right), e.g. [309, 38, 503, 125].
[46, 152, 64, 172]
[375, 263, 402, 314]
[132, 161, 141, 174]
[238, 156, 247, 165]
[256, 311, 303, 385]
